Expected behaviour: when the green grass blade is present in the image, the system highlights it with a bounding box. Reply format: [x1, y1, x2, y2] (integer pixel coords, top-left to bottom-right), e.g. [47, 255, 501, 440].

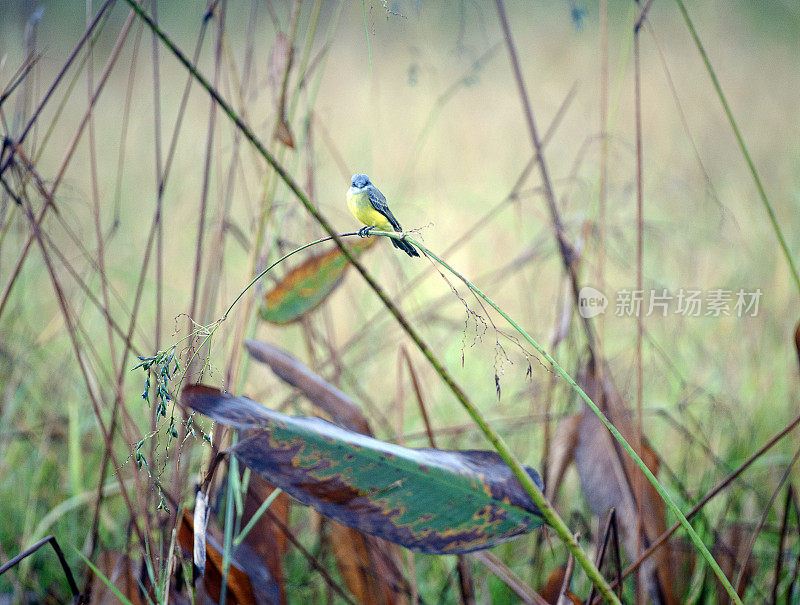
[673, 0, 800, 298]
[77, 550, 135, 605]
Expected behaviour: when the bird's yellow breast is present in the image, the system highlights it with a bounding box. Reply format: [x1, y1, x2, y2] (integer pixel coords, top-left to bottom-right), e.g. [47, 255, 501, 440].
[347, 190, 393, 230]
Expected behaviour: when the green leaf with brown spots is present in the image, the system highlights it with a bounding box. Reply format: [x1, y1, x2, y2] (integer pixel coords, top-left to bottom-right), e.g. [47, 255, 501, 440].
[259, 238, 376, 325]
[181, 386, 545, 555]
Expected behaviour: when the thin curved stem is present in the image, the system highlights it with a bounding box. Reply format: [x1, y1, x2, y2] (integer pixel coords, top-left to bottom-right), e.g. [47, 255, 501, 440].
[673, 0, 800, 297]
[221, 232, 359, 320]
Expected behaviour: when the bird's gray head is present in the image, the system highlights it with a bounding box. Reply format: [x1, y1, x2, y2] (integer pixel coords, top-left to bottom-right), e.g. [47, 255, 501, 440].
[351, 174, 371, 189]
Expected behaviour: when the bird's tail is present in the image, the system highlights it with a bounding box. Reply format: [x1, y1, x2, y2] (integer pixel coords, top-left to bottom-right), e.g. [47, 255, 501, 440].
[391, 235, 420, 257]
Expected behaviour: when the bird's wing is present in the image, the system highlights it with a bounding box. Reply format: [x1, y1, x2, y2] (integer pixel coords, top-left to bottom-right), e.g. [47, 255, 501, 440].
[367, 186, 402, 231]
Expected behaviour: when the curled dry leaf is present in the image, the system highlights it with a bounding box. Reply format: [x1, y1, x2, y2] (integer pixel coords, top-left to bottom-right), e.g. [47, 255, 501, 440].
[545, 413, 581, 503]
[245, 339, 371, 434]
[547, 363, 677, 604]
[330, 524, 411, 604]
[240, 476, 290, 605]
[274, 119, 295, 148]
[538, 565, 582, 605]
[177, 510, 261, 604]
[193, 490, 209, 578]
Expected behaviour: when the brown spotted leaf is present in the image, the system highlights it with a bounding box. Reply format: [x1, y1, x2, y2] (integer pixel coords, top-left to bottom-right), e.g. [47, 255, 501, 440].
[181, 386, 545, 554]
[259, 239, 375, 325]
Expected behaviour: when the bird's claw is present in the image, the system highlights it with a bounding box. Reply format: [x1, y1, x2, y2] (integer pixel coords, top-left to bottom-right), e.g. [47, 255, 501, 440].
[358, 226, 374, 238]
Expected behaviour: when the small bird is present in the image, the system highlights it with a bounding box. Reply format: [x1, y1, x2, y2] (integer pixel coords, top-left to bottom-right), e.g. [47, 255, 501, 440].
[346, 173, 420, 258]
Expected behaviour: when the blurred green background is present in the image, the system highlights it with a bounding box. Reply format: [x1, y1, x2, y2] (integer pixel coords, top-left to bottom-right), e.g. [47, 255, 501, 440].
[1, 0, 799, 601]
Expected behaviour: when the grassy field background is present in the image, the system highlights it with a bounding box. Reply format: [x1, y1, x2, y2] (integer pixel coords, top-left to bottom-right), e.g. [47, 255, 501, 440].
[1, 0, 799, 602]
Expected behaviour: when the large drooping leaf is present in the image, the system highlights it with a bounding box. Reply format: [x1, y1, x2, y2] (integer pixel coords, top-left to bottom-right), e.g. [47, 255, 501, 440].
[259, 238, 375, 325]
[181, 386, 545, 555]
